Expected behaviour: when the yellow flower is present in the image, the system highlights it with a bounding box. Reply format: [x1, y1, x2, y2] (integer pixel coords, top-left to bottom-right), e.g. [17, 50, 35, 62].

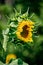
[16, 20, 34, 42]
[6, 54, 17, 64]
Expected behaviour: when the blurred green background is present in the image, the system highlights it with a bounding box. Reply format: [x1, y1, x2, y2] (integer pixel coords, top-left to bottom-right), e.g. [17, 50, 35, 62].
[0, 0, 43, 65]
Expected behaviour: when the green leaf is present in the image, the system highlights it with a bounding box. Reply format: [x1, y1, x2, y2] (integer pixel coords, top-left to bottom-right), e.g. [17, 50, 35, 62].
[9, 58, 28, 65]
[0, 59, 28, 65]
[3, 29, 9, 51]
[0, 61, 7, 65]
[0, 61, 4, 65]
[18, 58, 23, 65]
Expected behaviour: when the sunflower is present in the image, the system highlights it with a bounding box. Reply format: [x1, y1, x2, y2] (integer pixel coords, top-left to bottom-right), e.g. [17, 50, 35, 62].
[16, 20, 34, 42]
[6, 54, 17, 64]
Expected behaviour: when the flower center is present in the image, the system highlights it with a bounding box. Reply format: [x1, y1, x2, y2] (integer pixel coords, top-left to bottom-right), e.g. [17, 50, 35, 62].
[21, 25, 29, 38]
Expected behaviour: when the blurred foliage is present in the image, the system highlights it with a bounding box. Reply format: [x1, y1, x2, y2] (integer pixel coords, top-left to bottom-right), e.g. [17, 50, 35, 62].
[0, 0, 43, 65]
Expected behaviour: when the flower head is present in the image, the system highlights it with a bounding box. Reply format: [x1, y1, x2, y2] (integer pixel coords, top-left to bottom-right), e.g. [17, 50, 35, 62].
[6, 54, 17, 64]
[16, 20, 34, 42]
